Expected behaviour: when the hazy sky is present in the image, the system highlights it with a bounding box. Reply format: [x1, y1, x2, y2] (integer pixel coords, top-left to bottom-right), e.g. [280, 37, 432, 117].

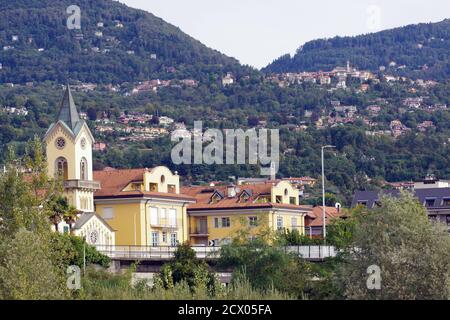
[120, 0, 450, 69]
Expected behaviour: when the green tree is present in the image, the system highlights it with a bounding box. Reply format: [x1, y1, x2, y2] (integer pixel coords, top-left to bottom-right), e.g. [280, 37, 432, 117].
[0, 229, 68, 299]
[336, 193, 450, 299]
[154, 243, 219, 296]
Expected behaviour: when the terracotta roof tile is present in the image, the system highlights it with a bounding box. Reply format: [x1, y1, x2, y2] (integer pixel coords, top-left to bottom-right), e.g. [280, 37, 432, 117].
[306, 206, 346, 227]
[93, 168, 195, 201]
[182, 183, 312, 212]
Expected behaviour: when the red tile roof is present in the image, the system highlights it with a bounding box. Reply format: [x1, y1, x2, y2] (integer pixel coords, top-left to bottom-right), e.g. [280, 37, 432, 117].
[182, 183, 312, 213]
[93, 168, 195, 201]
[306, 206, 345, 227]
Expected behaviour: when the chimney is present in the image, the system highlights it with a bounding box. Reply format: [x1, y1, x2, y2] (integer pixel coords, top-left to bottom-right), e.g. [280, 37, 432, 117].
[227, 183, 236, 198]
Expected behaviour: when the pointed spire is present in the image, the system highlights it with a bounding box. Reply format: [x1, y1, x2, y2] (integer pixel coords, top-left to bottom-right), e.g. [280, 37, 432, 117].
[57, 84, 80, 131]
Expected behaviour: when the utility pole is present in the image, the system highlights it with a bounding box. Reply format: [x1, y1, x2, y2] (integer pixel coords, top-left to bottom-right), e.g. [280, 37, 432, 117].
[83, 236, 86, 275]
[321, 145, 336, 244]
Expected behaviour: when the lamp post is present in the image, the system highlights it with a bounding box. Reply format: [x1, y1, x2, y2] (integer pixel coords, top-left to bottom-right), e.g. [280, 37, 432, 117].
[321, 145, 335, 243]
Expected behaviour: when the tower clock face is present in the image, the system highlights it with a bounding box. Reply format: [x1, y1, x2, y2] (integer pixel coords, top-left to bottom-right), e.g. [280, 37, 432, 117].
[80, 137, 87, 149]
[55, 137, 66, 149]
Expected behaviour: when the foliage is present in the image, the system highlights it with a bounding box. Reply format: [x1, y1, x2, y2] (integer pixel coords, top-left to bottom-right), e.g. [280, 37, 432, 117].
[79, 266, 291, 300]
[0, 228, 69, 299]
[49, 233, 111, 269]
[276, 228, 323, 245]
[154, 243, 219, 296]
[0, 0, 242, 84]
[264, 19, 450, 81]
[335, 192, 450, 299]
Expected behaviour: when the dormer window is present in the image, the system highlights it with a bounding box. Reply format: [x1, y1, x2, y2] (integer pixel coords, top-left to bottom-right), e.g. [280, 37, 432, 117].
[209, 191, 224, 204]
[238, 190, 251, 203]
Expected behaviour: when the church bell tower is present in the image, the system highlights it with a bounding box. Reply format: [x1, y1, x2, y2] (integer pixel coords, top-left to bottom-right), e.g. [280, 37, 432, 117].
[44, 85, 100, 212]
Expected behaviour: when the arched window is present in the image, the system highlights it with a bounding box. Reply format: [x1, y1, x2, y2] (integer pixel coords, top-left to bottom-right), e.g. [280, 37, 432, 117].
[80, 157, 88, 180]
[55, 157, 68, 180]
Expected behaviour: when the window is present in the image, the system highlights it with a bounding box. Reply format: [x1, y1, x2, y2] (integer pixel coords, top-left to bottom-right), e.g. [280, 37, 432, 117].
[249, 216, 258, 227]
[210, 192, 223, 204]
[284, 188, 288, 196]
[442, 198, 450, 206]
[239, 193, 250, 203]
[80, 157, 88, 180]
[55, 157, 68, 180]
[222, 217, 231, 228]
[168, 184, 176, 194]
[291, 217, 298, 228]
[149, 183, 158, 192]
[289, 197, 296, 205]
[277, 216, 283, 230]
[357, 201, 368, 207]
[63, 226, 70, 234]
[160, 175, 165, 183]
[162, 232, 167, 243]
[276, 195, 282, 203]
[425, 198, 436, 207]
[168, 209, 177, 227]
[55, 137, 66, 149]
[160, 208, 166, 219]
[170, 233, 178, 246]
[150, 207, 158, 225]
[214, 217, 230, 228]
[151, 232, 159, 247]
[102, 207, 114, 220]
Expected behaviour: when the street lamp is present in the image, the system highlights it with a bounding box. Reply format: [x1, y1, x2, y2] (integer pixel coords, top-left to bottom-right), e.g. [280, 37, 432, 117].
[321, 145, 335, 243]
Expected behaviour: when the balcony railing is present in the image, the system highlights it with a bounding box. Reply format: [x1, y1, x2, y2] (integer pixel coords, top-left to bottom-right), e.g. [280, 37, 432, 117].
[189, 228, 209, 236]
[150, 219, 177, 229]
[63, 179, 101, 190]
[94, 245, 336, 260]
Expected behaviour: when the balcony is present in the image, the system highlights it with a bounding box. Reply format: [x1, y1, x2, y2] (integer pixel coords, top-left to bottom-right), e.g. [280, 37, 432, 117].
[189, 228, 209, 237]
[150, 219, 177, 230]
[63, 179, 101, 190]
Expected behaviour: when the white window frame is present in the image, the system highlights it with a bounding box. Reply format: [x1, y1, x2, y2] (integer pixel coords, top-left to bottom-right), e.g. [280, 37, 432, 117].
[170, 233, 178, 247]
[277, 216, 283, 230]
[151, 231, 159, 247]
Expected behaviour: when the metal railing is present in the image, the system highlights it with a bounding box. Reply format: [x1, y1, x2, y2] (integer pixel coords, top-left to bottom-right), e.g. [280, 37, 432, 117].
[95, 245, 336, 260]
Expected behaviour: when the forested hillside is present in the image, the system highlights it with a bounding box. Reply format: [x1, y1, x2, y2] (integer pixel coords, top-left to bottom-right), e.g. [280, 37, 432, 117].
[0, 0, 245, 84]
[264, 19, 450, 80]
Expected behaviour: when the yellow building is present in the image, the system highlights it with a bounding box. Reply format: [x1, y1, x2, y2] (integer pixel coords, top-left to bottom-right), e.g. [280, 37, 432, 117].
[182, 181, 313, 246]
[93, 167, 195, 246]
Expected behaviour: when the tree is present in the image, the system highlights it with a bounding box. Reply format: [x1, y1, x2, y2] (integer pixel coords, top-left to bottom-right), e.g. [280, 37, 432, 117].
[0, 229, 68, 299]
[87, 107, 98, 121]
[154, 243, 219, 296]
[336, 193, 450, 299]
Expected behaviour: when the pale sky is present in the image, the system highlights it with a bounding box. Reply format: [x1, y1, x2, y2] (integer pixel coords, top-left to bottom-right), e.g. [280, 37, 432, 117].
[120, 0, 450, 69]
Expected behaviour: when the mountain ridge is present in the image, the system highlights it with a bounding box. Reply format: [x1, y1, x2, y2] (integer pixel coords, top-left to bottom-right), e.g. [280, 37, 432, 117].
[0, 0, 244, 84]
[263, 19, 450, 80]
